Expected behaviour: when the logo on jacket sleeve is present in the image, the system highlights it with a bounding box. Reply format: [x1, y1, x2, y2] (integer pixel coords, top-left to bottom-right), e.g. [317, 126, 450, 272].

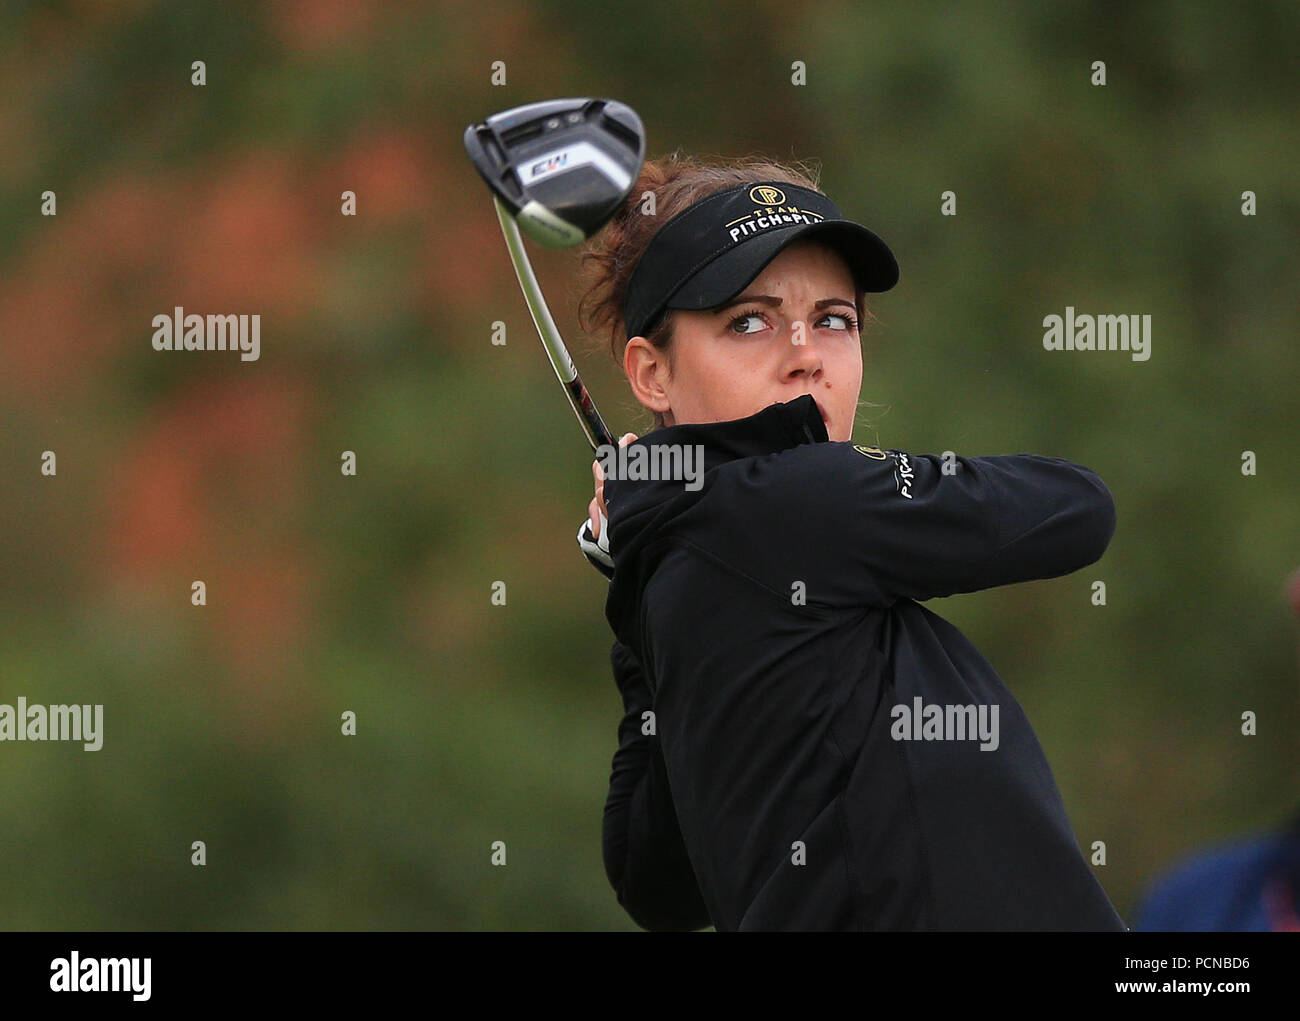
[892, 451, 915, 499]
[853, 444, 914, 499]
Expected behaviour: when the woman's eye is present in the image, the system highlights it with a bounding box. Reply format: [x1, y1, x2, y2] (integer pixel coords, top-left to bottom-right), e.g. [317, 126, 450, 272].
[729, 313, 766, 335]
[727, 310, 858, 334]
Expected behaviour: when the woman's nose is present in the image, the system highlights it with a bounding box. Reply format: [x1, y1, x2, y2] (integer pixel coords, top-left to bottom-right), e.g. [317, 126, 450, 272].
[783, 324, 823, 378]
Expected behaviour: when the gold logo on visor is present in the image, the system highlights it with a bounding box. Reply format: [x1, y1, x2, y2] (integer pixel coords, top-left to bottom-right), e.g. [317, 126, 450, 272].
[749, 185, 787, 207]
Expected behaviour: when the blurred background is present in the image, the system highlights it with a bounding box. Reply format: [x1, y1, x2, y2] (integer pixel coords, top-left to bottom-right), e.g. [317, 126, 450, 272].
[1, 0, 1296, 930]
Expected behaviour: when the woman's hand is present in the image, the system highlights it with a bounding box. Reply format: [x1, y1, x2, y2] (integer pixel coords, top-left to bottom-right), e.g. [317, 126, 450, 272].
[590, 432, 638, 540]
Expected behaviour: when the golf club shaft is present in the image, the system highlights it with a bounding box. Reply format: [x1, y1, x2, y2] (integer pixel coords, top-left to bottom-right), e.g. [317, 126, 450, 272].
[493, 196, 616, 452]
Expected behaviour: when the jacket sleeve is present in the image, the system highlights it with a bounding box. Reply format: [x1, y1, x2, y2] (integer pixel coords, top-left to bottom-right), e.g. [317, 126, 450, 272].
[697, 444, 1117, 607]
[602, 639, 712, 931]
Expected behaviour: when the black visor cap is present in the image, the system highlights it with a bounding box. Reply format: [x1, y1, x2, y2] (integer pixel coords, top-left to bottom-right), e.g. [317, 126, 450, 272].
[622, 182, 898, 340]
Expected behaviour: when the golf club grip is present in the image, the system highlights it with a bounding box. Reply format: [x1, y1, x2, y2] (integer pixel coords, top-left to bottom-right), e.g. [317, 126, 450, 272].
[492, 198, 617, 452]
[565, 377, 616, 451]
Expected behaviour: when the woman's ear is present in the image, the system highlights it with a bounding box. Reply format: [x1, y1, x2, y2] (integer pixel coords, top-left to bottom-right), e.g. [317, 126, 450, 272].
[624, 336, 672, 416]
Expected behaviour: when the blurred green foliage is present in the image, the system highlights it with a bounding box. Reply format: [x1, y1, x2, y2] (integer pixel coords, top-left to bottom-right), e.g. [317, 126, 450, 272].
[0, 0, 1296, 929]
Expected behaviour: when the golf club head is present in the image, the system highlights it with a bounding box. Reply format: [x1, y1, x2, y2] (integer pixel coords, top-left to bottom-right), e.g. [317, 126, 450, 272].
[463, 97, 645, 249]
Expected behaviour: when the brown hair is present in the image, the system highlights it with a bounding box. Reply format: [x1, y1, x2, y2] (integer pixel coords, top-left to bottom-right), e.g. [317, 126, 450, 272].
[575, 151, 871, 431]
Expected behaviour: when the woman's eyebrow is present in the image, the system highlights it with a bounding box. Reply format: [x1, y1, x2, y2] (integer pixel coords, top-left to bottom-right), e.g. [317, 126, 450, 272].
[716, 294, 857, 313]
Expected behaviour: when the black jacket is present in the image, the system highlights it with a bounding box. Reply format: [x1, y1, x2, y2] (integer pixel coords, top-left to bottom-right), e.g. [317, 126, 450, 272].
[597, 393, 1125, 931]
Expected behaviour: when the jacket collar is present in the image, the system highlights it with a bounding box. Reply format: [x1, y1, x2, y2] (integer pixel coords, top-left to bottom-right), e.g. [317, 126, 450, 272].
[629, 392, 828, 473]
[602, 394, 828, 645]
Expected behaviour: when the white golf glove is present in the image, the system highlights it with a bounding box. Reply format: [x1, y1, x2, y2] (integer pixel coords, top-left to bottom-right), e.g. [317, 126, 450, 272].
[577, 511, 614, 580]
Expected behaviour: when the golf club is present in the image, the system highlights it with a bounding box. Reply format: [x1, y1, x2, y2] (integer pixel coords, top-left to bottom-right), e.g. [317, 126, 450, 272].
[463, 97, 646, 452]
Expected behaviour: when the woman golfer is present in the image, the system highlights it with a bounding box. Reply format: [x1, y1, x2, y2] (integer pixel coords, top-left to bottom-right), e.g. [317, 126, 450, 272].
[573, 155, 1126, 932]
